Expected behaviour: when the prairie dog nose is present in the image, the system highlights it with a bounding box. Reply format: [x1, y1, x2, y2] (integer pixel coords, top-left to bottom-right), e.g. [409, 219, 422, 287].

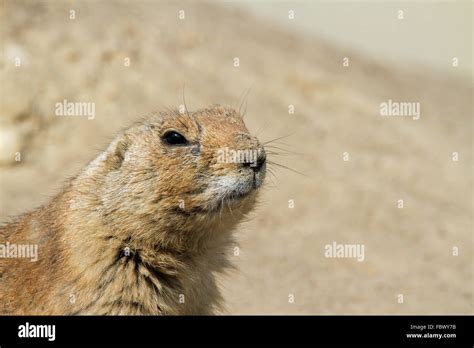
[242, 147, 266, 172]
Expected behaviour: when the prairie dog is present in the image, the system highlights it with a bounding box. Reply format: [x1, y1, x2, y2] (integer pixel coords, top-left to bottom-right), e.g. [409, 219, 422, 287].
[0, 105, 266, 315]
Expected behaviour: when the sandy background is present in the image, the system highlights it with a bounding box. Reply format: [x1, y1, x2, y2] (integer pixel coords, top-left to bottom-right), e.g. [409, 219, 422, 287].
[0, 0, 472, 314]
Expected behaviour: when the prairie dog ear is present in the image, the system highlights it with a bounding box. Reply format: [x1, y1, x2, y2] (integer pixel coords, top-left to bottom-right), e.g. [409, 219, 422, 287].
[104, 134, 130, 171]
[84, 134, 130, 177]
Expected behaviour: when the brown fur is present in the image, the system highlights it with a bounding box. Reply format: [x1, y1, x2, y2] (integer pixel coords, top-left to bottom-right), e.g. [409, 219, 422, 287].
[0, 105, 266, 315]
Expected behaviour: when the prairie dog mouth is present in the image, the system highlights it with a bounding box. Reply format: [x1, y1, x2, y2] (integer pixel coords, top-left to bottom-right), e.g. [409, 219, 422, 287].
[204, 175, 259, 210]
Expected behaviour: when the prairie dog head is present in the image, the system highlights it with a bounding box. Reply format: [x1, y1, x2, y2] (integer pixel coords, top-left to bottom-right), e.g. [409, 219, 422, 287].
[77, 105, 266, 245]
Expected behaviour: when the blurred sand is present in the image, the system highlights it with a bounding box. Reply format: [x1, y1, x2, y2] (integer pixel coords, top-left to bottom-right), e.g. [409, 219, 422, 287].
[0, 0, 472, 314]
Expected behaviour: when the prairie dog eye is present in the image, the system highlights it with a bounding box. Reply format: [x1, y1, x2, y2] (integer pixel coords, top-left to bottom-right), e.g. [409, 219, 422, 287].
[162, 131, 189, 146]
